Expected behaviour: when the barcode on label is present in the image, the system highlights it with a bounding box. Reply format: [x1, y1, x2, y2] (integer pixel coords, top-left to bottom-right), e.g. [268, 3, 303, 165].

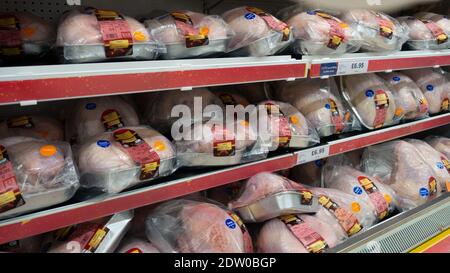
[297, 145, 330, 165]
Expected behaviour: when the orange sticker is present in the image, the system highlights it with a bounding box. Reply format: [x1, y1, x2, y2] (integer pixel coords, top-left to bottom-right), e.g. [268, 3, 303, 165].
[153, 140, 166, 152]
[384, 194, 392, 204]
[446, 181, 450, 192]
[39, 145, 57, 157]
[290, 115, 299, 125]
[21, 27, 35, 38]
[133, 31, 146, 42]
[351, 202, 361, 213]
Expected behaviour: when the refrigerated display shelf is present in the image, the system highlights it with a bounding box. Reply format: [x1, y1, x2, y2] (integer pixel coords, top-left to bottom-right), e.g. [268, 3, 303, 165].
[0, 56, 307, 106]
[0, 112, 448, 245]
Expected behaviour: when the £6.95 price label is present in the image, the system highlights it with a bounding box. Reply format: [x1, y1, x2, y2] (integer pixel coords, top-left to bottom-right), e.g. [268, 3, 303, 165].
[337, 60, 369, 75]
[296, 145, 330, 165]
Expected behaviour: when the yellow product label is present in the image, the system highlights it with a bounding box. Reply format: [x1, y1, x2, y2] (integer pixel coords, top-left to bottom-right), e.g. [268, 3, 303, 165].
[348, 223, 362, 236]
[0, 191, 16, 206]
[96, 10, 120, 18]
[351, 202, 361, 213]
[87, 228, 107, 251]
[308, 240, 327, 253]
[278, 136, 289, 144]
[109, 39, 130, 49]
[216, 142, 232, 151]
[441, 98, 449, 111]
[331, 35, 343, 45]
[0, 17, 16, 26]
[142, 162, 159, 173]
[340, 22, 349, 29]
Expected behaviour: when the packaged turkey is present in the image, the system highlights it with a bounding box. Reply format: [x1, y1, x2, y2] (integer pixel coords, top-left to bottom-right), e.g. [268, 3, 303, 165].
[251, 101, 320, 151]
[116, 236, 160, 253]
[222, 7, 293, 57]
[0, 137, 79, 219]
[0, 115, 64, 141]
[342, 9, 409, 52]
[145, 199, 253, 253]
[341, 73, 403, 129]
[284, 8, 362, 55]
[0, 12, 55, 61]
[274, 78, 357, 137]
[57, 7, 163, 63]
[361, 140, 442, 210]
[229, 82, 273, 104]
[398, 15, 449, 50]
[42, 210, 133, 253]
[402, 68, 449, 114]
[229, 172, 319, 223]
[66, 96, 140, 144]
[425, 136, 450, 159]
[76, 126, 176, 194]
[257, 214, 346, 253]
[378, 72, 429, 120]
[144, 11, 233, 59]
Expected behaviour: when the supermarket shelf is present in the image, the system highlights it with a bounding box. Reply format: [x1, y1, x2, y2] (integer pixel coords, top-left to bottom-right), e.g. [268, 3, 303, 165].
[330, 193, 450, 253]
[0, 114, 448, 244]
[306, 49, 450, 78]
[0, 56, 307, 106]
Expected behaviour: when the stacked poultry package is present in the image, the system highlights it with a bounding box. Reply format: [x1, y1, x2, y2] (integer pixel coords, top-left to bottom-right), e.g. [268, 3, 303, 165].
[426, 136, 450, 159]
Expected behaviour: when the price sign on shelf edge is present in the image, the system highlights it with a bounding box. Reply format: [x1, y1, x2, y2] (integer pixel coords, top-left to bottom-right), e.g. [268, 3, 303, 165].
[296, 145, 330, 165]
[337, 60, 369, 75]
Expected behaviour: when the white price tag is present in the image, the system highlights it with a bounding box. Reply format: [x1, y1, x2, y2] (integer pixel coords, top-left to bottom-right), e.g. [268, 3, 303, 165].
[66, 0, 81, 5]
[337, 60, 369, 75]
[296, 145, 330, 165]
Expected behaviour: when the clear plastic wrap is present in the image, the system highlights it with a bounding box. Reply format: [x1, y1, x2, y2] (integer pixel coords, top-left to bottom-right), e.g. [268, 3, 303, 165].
[0, 115, 64, 141]
[0, 12, 55, 61]
[405, 139, 450, 191]
[288, 160, 325, 187]
[310, 187, 376, 236]
[273, 78, 357, 137]
[251, 100, 320, 150]
[361, 140, 442, 210]
[231, 82, 273, 104]
[0, 137, 79, 219]
[378, 72, 429, 120]
[402, 68, 449, 114]
[145, 199, 253, 253]
[116, 236, 160, 253]
[174, 119, 267, 167]
[57, 8, 163, 63]
[341, 73, 403, 129]
[66, 96, 140, 144]
[145, 11, 233, 59]
[207, 181, 244, 205]
[222, 7, 293, 57]
[43, 210, 133, 253]
[285, 9, 362, 55]
[425, 136, 450, 159]
[398, 15, 450, 50]
[322, 163, 398, 220]
[142, 88, 224, 136]
[76, 126, 176, 194]
[257, 214, 346, 253]
[342, 9, 409, 52]
[214, 91, 250, 107]
[229, 172, 319, 223]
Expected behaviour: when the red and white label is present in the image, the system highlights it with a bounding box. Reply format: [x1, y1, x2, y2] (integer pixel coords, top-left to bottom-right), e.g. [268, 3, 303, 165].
[126, 248, 143, 253]
[228, 211, 253, 253]
[357, 176, 388, 220]
[246, 7, 290, 41]
[64, 223, 109, 253]
[0, 15, 23, 56]
[113, 129, 160, 180]
[0, 145, 25, 213]
[441, 98, 449, 112]
[418, 98, 429, 113]
[373, 90, 389, 129]
[374, 12, 394, 39]
[170, 12, 209, 48]
[421, 19, 448, 44]
[318, 195, 362, 236]
[280, 215, 328, 253]
[95, 9, 133, 58]
[101, 109, 124, 131]
[441, 156, 450, 174]
[315, 12, 346, 49]
[212, 125, 236, 157]
[328, 99, 344, 133]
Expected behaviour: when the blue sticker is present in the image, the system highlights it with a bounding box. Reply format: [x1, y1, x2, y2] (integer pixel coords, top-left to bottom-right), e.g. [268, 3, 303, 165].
[86, 103, 97, 110]
[365, 90, 375, 97]
[437, 162, 444, 169]
[97, 140, 111, 148]
[307, 11, 316, 15]
[320, 62, 338, 77]
[419, 187, 429, 198]
[353, 186, 363, 195]
[225, 219, 236, 229]
[426, 85, 434, 91]
[325, 103, 331, 109]
[245, 12, 256, 20]
[314, 160, 323, 167]
[393, 76, 401, 82]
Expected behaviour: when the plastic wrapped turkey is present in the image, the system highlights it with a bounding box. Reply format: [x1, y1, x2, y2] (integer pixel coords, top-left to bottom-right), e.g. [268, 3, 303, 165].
[342, 73, 402, 129]
[251, 101, 320, 151]
[342, 9, 409, 52]
[76, 126, 176, 194]
[257, 214, 346, 253]
[398, 15, 449, 50]
[0, 115, 64, 141]
[145, 199, 253, 253]
[229, 172, 319, 223]
[425, 136, 450, 159]
[145, 11, 233, 59]
[0, 11, 55, 60]
[405, 139, 450, 191]
[214, 91, 250, 107]
[402, 68, 449, 114]
[284, 9, 362, 55]
[142, 88, 224, 136]
[66, 96, 139, 144]
[274, 78, 356, 137]
[362, 140, 442, 210]
[309, 187, 377, 236]
[231, 82, 273, 104]
[57, 8, 162, 63]
[413, 12, 450, 48]
[378, 72, 429, 120]
[222, 7, 293, 56]
[0, 137, 79, 219]
[288, 160, 324, 187]
[116, 236, 160, 253]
